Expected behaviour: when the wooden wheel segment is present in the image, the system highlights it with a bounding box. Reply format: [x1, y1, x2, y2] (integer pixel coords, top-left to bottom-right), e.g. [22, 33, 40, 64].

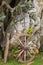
[16, 34, 35, 62]
[10, 31, 36, 62]
[4, 30, 39, 63]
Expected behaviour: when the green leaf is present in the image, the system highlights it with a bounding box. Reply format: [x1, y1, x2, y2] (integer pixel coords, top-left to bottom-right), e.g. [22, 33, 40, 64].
[13, 48, 19, 54]
[27, 28, 33, 34]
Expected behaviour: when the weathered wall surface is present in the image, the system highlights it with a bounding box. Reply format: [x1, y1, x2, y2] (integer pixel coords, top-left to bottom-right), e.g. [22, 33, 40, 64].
[39, 0, 43, 51]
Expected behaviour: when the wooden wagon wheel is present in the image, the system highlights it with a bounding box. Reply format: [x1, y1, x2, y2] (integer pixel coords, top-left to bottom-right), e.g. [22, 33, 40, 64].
[15, 33, 35, 63]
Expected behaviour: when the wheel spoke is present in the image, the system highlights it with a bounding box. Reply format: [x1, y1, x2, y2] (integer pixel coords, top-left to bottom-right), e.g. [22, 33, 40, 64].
[18, 39, 24, 47]
[16, 50, 24, 59]
[24, 51, 26, 61]
[16, 50, 21, 53]
[24, 35, 27, 45]
[27, 51, 32, 57]
[27, 41, 32, 46]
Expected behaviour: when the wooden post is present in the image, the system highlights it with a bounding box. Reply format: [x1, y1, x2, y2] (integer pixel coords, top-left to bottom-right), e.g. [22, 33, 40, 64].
[4, 33, 10, 63]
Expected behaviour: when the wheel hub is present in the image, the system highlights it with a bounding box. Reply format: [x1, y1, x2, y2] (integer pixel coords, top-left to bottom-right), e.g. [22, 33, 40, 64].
[22, 45, 28, 50]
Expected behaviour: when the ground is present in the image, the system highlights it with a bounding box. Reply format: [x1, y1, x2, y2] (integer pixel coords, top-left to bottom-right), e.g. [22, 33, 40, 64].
[0, 52, 43, 65]
[31, 52, 43, 65]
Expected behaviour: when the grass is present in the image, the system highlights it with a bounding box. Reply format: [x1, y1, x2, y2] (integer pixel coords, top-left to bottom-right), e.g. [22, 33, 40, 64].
[0, 59, 26, 65]
[0, 52, 43, 65]
[0, 56, 26, 65]
[31, 52, 43, 65]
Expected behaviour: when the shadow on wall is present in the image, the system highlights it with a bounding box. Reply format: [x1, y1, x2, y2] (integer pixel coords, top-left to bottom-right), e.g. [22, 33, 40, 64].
[9, 0, 20, 8]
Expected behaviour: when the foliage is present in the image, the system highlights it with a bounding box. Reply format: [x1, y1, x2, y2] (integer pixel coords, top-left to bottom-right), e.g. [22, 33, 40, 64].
[27, 28, 33, 34]
[5, 0, 11, 4]
[12, 48, 19, 54]
[0, 50, 2, 55]
[21, 1, 33, 12]
[16, 4, 22, 15]
[0, 14, 6, 21]
[0, 52, 43, 65]
[26, 1, 32, 10]
[31, 52, 43, 65]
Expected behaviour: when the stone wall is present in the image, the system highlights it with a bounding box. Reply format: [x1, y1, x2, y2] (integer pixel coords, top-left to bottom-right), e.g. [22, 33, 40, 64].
[39, 0, 43, 51]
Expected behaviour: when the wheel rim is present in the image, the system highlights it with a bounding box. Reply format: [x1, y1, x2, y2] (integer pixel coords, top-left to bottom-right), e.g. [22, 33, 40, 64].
[15, 33, 35, 62]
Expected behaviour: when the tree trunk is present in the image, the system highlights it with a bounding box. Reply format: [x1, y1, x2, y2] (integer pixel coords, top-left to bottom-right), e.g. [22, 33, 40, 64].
[4, 33, 10, 63]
